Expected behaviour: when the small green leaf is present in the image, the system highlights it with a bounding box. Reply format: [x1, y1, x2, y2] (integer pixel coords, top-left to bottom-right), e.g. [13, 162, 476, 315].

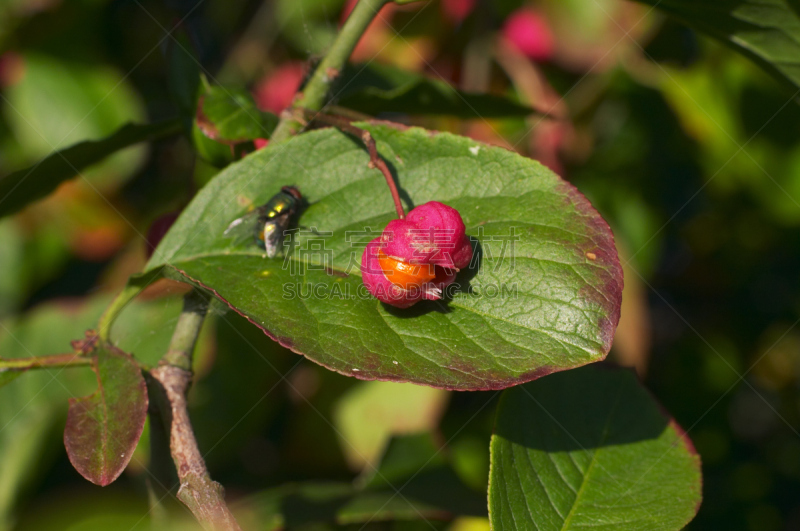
[0, 120, 181, 219]
[335, 63, 534, 118]
[333, 381, 449, 470]
[0, 219, 26, 316]
[341, 433, 486, 523]
[197, 85, 278, 144]
[192, 84, 277, 168]
[192, 124, 237, 169]
[634, 0, 800, 91]
[145, 122, 622, 391]
[0, 370, 22, 389]
[64, 344, 148, 486]
[238, 433, 485, 529]
[166, 28, 202, 124]
[489, 365, 702, 530]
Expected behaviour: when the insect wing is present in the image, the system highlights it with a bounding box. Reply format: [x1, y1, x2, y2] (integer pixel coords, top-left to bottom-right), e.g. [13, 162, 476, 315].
[223, 207, 267, 246]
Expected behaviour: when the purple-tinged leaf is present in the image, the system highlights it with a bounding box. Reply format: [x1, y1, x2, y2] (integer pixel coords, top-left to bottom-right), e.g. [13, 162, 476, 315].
[64, 343, 148, 486]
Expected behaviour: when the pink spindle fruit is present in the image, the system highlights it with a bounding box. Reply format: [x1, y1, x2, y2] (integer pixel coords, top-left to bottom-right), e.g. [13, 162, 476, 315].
[361, 202, 472, 308]
[502, 8, 555, 62]
[253, 63, 305, 114]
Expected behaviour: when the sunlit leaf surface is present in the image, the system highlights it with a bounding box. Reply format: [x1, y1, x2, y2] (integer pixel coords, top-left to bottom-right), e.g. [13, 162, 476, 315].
[146, 123, 622, 390]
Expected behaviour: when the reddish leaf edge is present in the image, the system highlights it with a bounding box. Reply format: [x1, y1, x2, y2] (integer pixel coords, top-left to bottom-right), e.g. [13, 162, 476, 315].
[196, 94, 242, 146]
[64, 342, 148, 486]
[634, 364, 705, 525]
[556, 178, 624, 353]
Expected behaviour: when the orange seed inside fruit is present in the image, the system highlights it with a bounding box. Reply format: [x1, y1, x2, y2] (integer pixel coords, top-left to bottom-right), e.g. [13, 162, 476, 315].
[378, 250, 436, 290]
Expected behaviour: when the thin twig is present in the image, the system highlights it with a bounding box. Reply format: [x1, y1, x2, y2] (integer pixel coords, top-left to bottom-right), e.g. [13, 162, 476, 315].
[147, 290, 242, 531]
[0, 353, 93, 373]
[303, 110, 405, 219]
[146, 391, 177, 529]
[324, 105, 374, 122]
[114, 2, 396, 527]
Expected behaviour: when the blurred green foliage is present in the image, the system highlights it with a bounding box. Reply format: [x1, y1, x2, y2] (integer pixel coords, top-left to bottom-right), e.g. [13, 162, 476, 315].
[0, 0, 799, 529]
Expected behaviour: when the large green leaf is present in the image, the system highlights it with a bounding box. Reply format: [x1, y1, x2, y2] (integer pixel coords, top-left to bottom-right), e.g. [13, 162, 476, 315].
[489, 365, 702, 531]
[3, 54, 148, 188]
[238, 433, 486, 529]
[0, 120, 181, 218]
[145, 122, 622, 391]
[335, 63, 535, 118]
[634, 0, 800, 91]
[63, 343, 148, 486]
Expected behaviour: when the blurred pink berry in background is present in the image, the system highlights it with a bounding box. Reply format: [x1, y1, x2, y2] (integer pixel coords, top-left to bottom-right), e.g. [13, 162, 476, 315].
[441, 0, 476, 24]
[145, 211, 180, 259]
[340, 0, 358, 24]
[0, 52, 24, 87]
[502, 8, 554, 62]
[253, 62, 305, 114]
[253, 138, 269, 149]
[531, 120, 569, 176]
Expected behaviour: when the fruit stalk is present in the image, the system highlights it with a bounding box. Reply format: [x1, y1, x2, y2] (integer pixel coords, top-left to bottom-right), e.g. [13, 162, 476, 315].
[303, 110, 405, 219]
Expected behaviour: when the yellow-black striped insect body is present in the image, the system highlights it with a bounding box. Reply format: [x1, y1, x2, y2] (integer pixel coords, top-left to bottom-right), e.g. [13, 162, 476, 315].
[224, 186, 303, 258]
